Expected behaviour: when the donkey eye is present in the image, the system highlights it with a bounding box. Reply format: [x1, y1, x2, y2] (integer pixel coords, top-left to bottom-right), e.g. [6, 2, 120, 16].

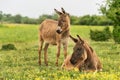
[62, 20, 66, 22]
[77, 48, 81, 51]
[77, 48, 79, 50]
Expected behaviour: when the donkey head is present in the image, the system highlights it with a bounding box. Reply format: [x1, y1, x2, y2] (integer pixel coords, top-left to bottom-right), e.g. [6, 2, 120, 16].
[69, 35, 86, 65]
[54, 8, 70, 34]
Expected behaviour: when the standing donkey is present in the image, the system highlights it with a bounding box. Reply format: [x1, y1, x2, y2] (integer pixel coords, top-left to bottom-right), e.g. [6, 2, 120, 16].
[38, 8, 70, 66]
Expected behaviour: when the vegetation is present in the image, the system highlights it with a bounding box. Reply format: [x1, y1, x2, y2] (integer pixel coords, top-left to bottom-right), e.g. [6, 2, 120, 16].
[100, 0, 120, 43]
[1, 44, 17, 50]
[0, 24, 120, 80]
[113, 26, 120, 43]
[0, 11, 113, 26]
[90, 27, 112, 41]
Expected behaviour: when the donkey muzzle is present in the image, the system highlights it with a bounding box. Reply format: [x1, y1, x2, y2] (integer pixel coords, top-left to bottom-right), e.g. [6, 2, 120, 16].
[70, 58, 76, 65]
[56, 26, 62, 34]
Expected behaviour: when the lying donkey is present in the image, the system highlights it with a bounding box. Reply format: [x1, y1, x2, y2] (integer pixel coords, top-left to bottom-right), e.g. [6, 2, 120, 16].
[62, 35, 102, 72]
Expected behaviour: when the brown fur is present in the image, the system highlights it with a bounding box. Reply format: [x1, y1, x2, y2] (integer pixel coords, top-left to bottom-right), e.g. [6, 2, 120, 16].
[61, 51, 87, 70]
[68, 35, 102, 72]
[78, 35, 102, 72]
[38, 8, 70, 66]
[61, 55, 74, 70]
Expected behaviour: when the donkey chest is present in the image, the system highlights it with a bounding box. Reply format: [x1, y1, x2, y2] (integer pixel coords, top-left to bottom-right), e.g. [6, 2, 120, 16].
[61, 37, 69, 44]
[44, 37, 68, 45]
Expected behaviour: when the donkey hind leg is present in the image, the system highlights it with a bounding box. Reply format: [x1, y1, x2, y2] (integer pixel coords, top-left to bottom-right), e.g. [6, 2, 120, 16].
[38, 38, 44, 65]
[91, 65, 98, 73]
[56, 42, 61, 66]
[44, 43, 49, 66]
[92, 66, 98, 74]
[63, 43, 67, 59]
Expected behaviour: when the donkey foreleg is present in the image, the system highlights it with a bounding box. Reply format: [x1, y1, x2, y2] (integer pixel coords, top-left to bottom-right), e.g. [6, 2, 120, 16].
[56, 42, 61, 66]
[63, 43, 68, 59]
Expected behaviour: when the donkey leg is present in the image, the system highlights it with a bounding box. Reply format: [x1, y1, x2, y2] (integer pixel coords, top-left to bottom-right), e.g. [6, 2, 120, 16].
[89, 65, 98, 72]
[44, 43, 49, 66]
[38, 38, 44, 65]
[77, 61, 85, 71]
[56, 42, 61, 66]
[63, 43, 67, 58]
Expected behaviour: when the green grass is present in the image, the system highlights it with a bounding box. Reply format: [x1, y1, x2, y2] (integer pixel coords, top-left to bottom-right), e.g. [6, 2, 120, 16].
[0, 24, 120, 80]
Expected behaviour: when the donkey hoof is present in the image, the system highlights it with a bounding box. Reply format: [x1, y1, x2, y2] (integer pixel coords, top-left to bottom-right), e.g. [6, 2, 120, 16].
[55, 62, 58, 66]
[38, 61, 41, 65]
[45, 63, 48, 66]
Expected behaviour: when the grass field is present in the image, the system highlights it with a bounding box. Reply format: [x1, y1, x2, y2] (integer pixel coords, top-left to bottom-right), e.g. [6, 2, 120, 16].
[0, 24, 120, 80]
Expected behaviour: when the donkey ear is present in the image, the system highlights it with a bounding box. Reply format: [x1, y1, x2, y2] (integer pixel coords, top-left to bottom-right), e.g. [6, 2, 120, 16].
[61, 7, 66, 14]
[77, 35, 84, 44]
[69, 35, 78, 43]
[54, 9, 62, 15]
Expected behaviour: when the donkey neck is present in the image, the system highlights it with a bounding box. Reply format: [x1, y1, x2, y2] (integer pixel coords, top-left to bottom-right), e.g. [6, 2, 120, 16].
[61, 29, 70, 38]
[83, 43, 95, 64]
[62, 21, 70, 38]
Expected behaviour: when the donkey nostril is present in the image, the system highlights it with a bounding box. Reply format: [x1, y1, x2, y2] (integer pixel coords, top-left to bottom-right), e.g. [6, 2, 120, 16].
[56, 30, 61, 34]
[70, 58, 76, 65]
[70, 59, 73, 64]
